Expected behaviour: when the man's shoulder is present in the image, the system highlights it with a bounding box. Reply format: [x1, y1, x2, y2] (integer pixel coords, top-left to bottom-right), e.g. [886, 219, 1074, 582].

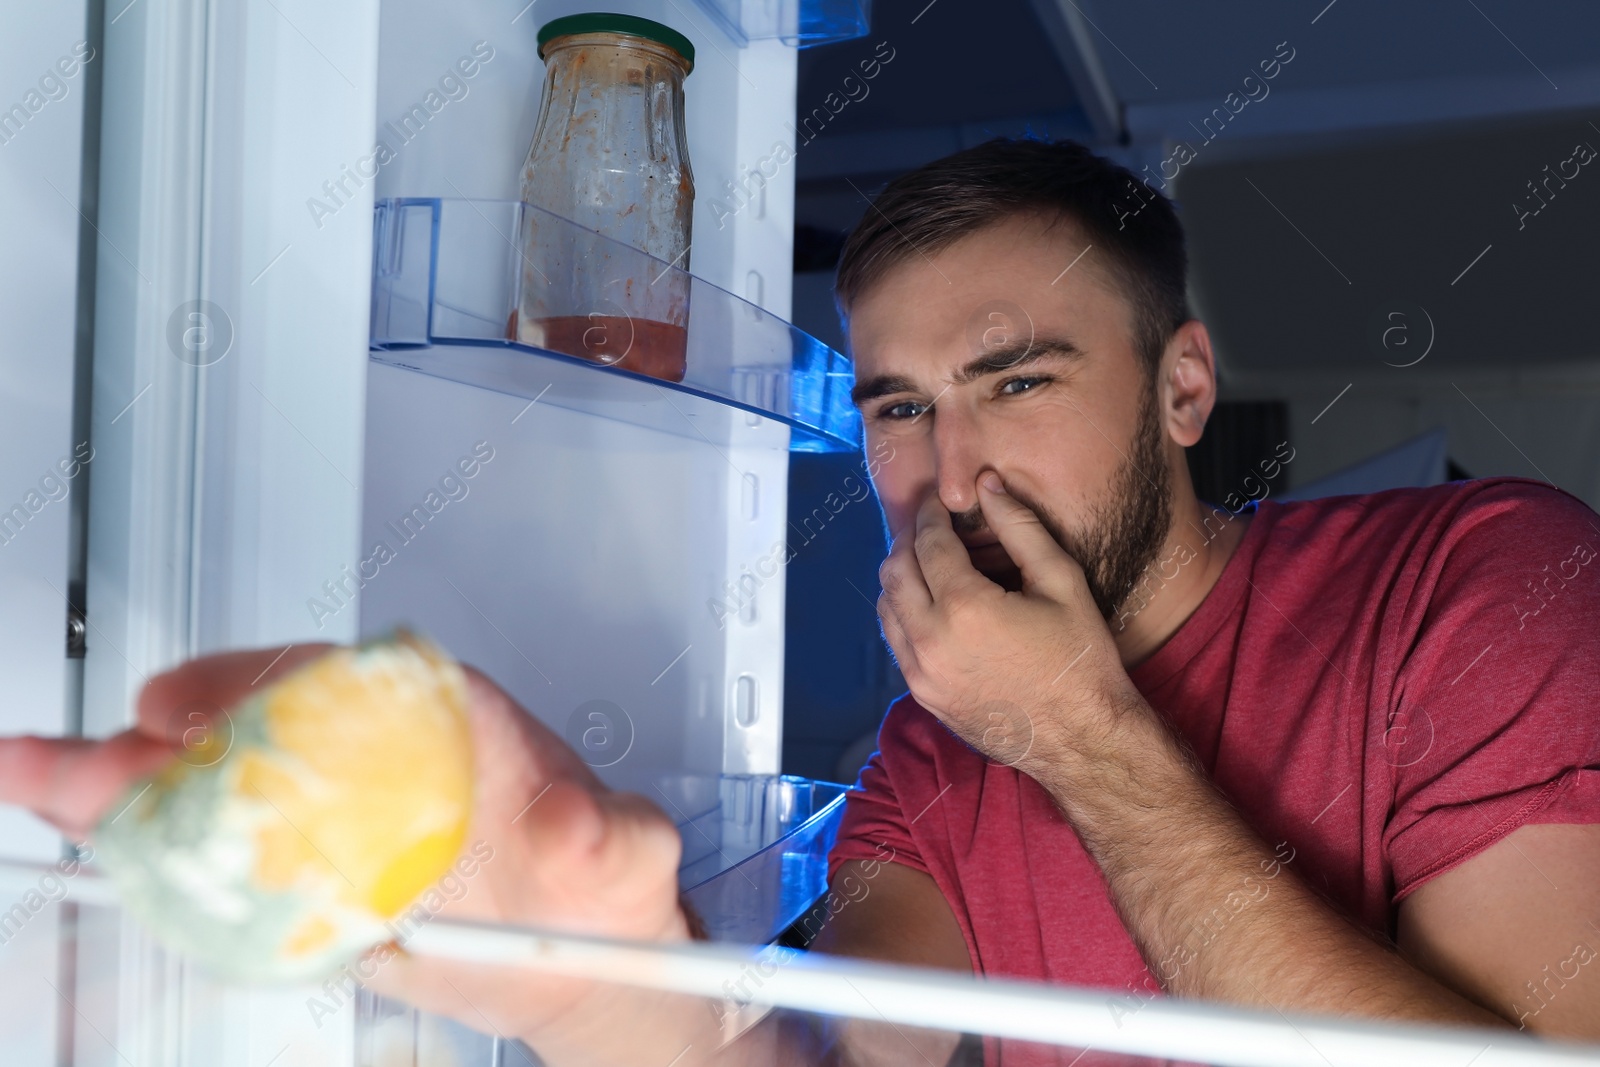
[1261, 476, 1594, 555]
[1242, 477, 1599, 646]
[876, 693, 985, 771]
[879, 691, 947, 746]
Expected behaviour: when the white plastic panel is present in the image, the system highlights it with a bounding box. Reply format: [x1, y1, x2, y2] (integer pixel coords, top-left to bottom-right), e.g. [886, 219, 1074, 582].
[184, 0, 381, 656]
[80, 0, 204, 743]
[0, 0, 87, 874]
[85, 0, 382, 729]
[371, 0, 798, 316]
[359, 359, 789, 784]
[77, 1, 382, 1065]
[361, 0, 800, 779]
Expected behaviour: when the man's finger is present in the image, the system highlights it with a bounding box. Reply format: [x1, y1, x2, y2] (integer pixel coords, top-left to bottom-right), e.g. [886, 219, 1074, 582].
[512, 776, 608, 870]
[878, 522, 933, 625]
[912, 490, 986, 601]
[876, 589, 921, 684]
[0, 731, 175, 839]
[976, 472, 1078, 600]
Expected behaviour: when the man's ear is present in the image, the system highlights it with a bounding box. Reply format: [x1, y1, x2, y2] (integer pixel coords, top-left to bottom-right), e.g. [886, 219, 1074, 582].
[1160, 321, 1217, 449]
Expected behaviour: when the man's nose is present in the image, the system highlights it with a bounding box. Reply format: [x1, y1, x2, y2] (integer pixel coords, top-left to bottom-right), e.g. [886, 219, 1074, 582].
[933, 410, 987, 518]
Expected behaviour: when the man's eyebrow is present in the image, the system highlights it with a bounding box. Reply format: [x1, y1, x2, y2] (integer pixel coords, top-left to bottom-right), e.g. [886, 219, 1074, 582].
[849, 335, 1086, 410]
[950, 335, 1085, 386]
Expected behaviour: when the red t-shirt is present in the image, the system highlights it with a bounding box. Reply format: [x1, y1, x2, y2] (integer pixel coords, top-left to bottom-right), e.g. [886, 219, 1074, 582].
[827, 477, 1600, 1062]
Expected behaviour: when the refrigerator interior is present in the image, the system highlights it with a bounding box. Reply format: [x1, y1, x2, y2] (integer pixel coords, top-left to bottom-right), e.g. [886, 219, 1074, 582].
[356, 0, 813, 789]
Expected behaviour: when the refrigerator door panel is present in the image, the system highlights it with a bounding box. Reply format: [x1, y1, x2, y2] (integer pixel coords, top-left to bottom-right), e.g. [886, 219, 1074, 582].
[0, 4, 95, 1054]
[0, 0, 91, 869]
[32, 0, 808, 1063]
[78, 2, 381, 1064]
[372, 0, 799, 318]
[358, 359, 788, 784]
[85, 0, 381, 733]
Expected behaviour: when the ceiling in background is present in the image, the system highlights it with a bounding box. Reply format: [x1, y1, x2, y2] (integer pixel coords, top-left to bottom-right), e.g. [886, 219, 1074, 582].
[791, 0, 1600, 370]
[1182, 108, 1600, 373]
[792, 0, 1088, 232]
[795, 0, 1078, 139]
[1087, 0, 1597, 108]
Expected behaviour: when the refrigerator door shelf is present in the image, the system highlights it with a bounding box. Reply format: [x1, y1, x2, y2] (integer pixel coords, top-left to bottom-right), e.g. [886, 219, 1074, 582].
[660, 773, 849, 944]
[691, 0, 872, 47]
[370, 198, 861, 454]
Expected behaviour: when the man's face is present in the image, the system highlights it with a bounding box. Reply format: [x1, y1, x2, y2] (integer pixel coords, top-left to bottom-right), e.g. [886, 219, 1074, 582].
[847, 212, 1174, 620]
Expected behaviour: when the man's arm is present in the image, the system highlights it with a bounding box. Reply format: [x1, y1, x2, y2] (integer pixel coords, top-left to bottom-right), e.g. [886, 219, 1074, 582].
[1022, 701, 1517, 1028]
[813, 860, 974, 1065]
[810, 859, 972, 972]
[1397, 822, 1600, 1036]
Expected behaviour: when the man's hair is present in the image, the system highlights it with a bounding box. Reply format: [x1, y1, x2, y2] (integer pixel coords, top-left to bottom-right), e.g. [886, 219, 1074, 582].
[833, 137, 1192, 375]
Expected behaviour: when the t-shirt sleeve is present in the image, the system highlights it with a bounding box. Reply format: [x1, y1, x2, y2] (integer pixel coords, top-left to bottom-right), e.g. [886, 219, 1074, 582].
[1386, 479, 1600, 903]
[827, 698, 931, 884]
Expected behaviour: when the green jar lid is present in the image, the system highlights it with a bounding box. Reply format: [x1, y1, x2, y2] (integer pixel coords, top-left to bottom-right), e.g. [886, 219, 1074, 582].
[537, 13, 695, 73]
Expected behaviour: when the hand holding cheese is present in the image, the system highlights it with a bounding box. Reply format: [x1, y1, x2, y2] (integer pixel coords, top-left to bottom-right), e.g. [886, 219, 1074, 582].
[0, 638, 700, 1065]
[90, 632, 475, 982]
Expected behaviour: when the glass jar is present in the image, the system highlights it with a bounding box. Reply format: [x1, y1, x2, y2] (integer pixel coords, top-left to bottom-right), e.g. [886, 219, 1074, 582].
[513, 13, 696, 383]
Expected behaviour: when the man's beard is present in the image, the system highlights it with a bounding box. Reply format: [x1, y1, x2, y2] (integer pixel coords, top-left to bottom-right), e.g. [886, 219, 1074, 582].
[953, 385, 1173, 622]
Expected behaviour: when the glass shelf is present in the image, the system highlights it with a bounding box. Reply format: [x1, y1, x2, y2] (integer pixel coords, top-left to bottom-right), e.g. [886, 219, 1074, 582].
[691, 0, 871, 47]
[370, 197, 862, 453]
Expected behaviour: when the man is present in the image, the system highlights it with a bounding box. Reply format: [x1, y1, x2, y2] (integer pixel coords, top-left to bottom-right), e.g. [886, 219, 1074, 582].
[2, 138, 1598, 1065]
[820, 137, 1600, 1059]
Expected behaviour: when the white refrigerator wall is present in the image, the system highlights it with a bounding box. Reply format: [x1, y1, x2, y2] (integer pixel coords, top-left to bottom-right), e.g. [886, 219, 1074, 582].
[74, 2, 380, 1064]
[0, 6, 94, 1065]
[359, 366, 793, 785]
[0, 6, 96, 1058]
[359, 0, 799, 781]
[0, 0, 89, 865]
[83, 0, 382, 731]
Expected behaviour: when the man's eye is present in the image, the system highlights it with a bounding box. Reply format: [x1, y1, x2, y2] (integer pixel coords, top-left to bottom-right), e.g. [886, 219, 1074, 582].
[1000, 375, 1050, 396]
[876, 400, 927, 421]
